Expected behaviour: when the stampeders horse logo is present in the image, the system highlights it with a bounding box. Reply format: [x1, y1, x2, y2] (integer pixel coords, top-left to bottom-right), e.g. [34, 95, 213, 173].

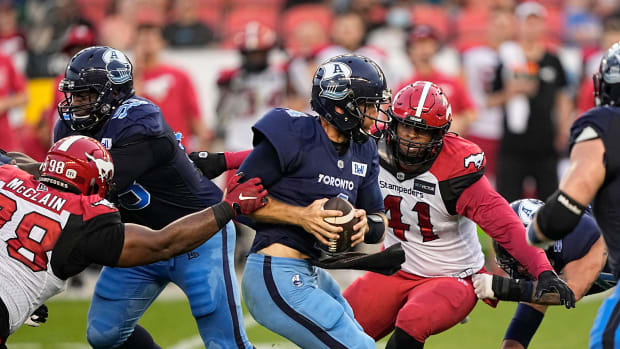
[464, 152, 485, 169]
[85, 152, 114, 182]
[318, 62, 352, 100]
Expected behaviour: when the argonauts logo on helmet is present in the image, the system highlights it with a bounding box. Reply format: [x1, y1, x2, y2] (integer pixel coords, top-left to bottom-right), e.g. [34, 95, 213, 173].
[102, 48, 132, 84]
[318, 62, 352, 100]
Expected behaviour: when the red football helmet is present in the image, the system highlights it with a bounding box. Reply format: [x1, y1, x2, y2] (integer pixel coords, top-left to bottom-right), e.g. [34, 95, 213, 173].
[387, 81, 452, 168]
[39, 136, 114, 197]
[234, 21, 277, 52]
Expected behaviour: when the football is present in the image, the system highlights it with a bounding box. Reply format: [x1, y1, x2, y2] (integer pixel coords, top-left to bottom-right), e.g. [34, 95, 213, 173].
[321, 196, 360, 254]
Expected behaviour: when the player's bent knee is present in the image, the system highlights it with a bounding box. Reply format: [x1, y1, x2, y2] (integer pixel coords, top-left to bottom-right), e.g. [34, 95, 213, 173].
[86, 321, 125, 349]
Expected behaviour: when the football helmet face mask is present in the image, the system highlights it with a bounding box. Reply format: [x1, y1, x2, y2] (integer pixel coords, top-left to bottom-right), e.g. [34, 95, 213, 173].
[594, 41, 620, 106]
[493, 199, 545, 280]
[40, 136, 114, 198]
[311, 54, 391, 143]
[58, 46, 135, 132]
[387, 81, 452, 169]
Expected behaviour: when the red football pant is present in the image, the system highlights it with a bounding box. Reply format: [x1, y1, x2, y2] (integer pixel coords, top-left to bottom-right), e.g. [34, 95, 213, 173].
[343, 270, 477, 343]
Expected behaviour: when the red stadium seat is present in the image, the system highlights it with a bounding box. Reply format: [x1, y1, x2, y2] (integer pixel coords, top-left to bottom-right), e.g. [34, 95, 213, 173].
[76, 0, 111, 27]
[281, 4, 332, 54]
[454, 8, 489, 52]
[411, 4, 451, 41]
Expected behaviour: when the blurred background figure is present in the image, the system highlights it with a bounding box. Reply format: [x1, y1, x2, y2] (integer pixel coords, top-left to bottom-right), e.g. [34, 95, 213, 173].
[0, 0, 26, 72]
[397, 24, 477, 136]
[0, 50, 27, 152]
[463, 6, 517, 185]
[494, 1, 573, 203]
[164, 0, 214, 48]
[216, 21, 285, 153]
[20, 23, 96, 162]
[133, 22, 212, 152]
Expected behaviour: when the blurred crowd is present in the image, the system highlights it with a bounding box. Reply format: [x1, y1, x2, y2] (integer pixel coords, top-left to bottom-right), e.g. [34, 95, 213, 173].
[1, 0, 620, 203]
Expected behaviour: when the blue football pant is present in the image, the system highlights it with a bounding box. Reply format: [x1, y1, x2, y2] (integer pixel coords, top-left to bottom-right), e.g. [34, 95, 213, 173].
[591, 285, 620, 349]
[86, 222, 252, 349]
[242, 253, 375, 349]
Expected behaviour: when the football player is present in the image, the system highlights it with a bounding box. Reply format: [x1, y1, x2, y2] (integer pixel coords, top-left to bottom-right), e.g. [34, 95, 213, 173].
[342, 81, 573, 349]
[0, 136, 267, 348]
[53, 46, 254, 349]
[237, 54, 391, 348]
[526, 42, 620, 348]
[472, 199, 611, 349]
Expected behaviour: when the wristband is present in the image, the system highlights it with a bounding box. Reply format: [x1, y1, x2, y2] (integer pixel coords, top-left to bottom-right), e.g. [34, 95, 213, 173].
[212, 202, 235, 229]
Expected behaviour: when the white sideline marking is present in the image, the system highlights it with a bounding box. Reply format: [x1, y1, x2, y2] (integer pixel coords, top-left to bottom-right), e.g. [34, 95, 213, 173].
[10, 344, 89, 349]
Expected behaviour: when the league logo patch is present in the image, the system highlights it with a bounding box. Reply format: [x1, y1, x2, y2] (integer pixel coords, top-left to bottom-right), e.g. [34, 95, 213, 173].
[352, 162, 367, 177]
[317, 62, 352, 100]
[464, 152, 485, 169]
[413, 179, 435, 195]
[292, 274, 303, 287]
[101, 138, 112, 150]
[102, 48, 132, 84]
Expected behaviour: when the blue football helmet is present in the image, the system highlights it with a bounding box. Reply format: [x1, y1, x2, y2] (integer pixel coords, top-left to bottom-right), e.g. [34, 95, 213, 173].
[58, 46, 135, 132]
[493, 199, 544, 280]
[594, 41, 620, 106]
[310, 54, 391, 143]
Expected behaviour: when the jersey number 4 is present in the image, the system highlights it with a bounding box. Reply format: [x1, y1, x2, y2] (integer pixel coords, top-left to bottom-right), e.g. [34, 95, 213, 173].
[0, 194, 62, 272]
[384, 195, 439, 242]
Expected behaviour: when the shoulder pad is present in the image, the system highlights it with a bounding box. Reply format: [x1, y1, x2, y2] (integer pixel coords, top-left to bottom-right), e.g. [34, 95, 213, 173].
[104, 97, 167, 144]
[80, 195, 119, 222]
[217, 68, 240, 85]
[431, 134, 486, 181]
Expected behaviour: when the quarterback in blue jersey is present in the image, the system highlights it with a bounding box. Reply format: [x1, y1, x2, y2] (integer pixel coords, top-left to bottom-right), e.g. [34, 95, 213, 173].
[238, 54, 391, 348]
[53, 46, 252, 349]
[473, 199, 611, 348]
[526, 41, 620, 349]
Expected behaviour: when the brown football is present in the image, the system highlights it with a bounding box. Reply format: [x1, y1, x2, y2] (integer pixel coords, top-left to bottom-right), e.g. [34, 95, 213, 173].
[321, 196, 360, 254]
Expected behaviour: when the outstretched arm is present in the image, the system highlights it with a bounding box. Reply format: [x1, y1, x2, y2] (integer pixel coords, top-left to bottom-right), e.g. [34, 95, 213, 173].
[117, 175, 267, 266]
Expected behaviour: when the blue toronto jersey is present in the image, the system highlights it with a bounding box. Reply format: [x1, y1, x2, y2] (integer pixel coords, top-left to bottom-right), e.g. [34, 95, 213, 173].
[546, 211, 603, 273]
[54, 96, 222, 229]
[570, 106, 620, 279]
[245, 108, 384, 259]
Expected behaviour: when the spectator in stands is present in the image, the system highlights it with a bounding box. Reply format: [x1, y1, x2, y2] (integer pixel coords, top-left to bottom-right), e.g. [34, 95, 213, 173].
[577, 14, 620, 114]
[133, 22, 212, 152]
[0, 52, 27, 152]
[462, 6, 516, 184]
[164, 0, 214, 48]
[397, 25, 477, 136]
[21, 24, 96, 162]
[0, 0, 26, 73]
[494, 1, 573, 202]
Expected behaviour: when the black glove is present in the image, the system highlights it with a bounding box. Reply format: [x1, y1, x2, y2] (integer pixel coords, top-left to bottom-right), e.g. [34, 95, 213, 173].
[25, 304, 48, 327]
[535, 270, 576, 309]
[189, 151, 227, 179]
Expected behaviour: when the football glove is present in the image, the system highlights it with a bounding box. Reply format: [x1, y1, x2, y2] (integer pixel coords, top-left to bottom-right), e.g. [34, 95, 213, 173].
[24, 304, 48, 327]
[223, 173, 268, 216]
[472, 274, 496, 299]
[535, 270, 575, 309]
[189, 151, 227, 179]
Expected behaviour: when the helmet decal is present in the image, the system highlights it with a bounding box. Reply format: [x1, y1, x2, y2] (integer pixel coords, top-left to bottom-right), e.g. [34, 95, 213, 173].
[102, 48, 132, 84]
[514, 198, 544, 228]
[318, 62, 353, 100]
[84, 152, 114, 183]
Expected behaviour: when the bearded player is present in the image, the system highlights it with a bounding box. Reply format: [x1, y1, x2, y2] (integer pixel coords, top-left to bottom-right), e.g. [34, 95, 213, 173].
[342, 81, 574, 348]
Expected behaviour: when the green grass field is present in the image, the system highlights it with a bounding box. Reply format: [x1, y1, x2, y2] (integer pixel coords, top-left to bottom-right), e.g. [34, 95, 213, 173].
[10, 294, 604, 348]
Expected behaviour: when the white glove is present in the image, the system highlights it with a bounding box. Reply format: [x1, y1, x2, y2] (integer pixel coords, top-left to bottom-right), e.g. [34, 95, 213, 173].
[24, 304, 48, 327]
[24, 315, 42, 327]
[472, 274, 496, 300]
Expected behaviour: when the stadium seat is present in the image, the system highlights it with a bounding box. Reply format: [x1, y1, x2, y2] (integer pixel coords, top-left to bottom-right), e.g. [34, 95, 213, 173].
[76, 0, 111, 27]
[281, 4, 332, 54]
[411, 4, 450, 41]
[454, 8, 489, 52]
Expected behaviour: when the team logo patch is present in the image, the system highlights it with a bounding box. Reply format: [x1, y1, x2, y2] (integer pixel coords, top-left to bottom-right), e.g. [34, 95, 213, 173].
[317, 62, 352, 100]
[352, 162, 367, 177]
[102, 48, 132, 84]
[101, 138, 112, 149]
[91, 198, 116, 209]
[85, 152, 114, 182]
[292, 274, 303, 287]
[413, 179, 435, 195]
[464, 152, 485, 169]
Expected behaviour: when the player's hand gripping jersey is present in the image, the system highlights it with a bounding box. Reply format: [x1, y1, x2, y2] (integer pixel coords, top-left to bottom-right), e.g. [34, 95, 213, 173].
[0, 165, 122, 333]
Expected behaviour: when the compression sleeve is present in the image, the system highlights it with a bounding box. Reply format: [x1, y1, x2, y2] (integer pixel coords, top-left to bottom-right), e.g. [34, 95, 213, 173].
[456, 175, 553, 278]
[237, 139, 283, 188]
[224, 150, 251, 170]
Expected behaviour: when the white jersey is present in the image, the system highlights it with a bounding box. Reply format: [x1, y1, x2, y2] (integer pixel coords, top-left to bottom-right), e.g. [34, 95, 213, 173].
[379, 134, 487, 278]
[217, 66, 286, 151]
[0, 165, 122, 333]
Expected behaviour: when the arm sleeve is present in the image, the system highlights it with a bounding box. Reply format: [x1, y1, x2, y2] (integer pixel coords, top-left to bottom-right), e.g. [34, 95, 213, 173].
[456, 176, 553, 278]
[225, 150, 252, 170]
[355, 154, 384, 213]
[108, 136, 174, 194]
[237, 139, 283, 188]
